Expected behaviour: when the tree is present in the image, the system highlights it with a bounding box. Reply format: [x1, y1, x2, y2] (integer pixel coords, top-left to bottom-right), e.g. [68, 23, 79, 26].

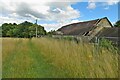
[114, 20, 120, 27]
[1, 21, 47, 38]
[47, 30, 56, 36]
[28, 25, 36, 38]
[2, 23, 16, 37]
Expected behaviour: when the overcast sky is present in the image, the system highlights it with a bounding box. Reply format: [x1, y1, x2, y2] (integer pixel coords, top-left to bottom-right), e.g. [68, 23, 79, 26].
[0, 0, 119, 31]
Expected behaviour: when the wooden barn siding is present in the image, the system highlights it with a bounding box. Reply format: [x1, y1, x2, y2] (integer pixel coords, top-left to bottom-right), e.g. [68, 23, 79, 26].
[87, 18, 112, 40]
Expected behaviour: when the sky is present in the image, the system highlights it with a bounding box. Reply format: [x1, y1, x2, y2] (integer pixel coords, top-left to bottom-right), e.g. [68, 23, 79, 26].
[0, 0, 119, 32]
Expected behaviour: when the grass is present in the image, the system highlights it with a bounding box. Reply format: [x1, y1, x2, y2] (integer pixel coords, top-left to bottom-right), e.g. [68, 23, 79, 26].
[2, 37, 118, 78]
[0, 38, 2, 78]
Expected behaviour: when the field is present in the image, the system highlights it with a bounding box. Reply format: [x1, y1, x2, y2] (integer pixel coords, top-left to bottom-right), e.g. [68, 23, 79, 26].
[2, 38, 118, 78]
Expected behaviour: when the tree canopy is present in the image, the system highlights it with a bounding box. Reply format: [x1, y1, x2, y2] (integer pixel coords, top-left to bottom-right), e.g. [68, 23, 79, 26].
[114, 20, 120, 27]
[1, 21, 46, 38]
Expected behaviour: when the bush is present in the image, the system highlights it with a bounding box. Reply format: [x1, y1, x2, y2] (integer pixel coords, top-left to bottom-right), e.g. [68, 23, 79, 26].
[99, 38, 118, 52]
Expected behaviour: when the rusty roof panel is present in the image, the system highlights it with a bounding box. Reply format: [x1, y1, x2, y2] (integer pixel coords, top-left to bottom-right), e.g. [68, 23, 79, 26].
[58, 19, 99, 35]
[95, 27, 119, 37]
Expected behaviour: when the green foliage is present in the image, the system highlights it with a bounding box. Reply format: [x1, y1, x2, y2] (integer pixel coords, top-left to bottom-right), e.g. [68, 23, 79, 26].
[1, 21, 46, 38]
[114, 20, 120, 27]
[0, 26, 2, 37]
[47, 30, 56, 36]
[99, 38, 117, 52]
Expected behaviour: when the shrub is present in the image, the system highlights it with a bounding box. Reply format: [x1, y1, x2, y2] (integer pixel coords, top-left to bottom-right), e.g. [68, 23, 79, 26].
[99, 38, 118, 52]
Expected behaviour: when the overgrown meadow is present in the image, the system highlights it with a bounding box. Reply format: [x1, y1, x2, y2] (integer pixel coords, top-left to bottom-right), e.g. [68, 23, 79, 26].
[2, 38, 118, 78]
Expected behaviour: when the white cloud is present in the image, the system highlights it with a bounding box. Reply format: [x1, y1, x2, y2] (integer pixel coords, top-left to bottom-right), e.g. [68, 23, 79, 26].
[0, 16, 33, 25]
[87, 0, 96, 9]
[41, 23, 61, 32]
[87, 0, 119, 4]
[0, 0, 81, 31]
[0, 0, 80, 22]
[87, 2, 96, 9]
[42, 19, 83, 32]
[46, 5, 80, 22]
[106, 0, 120, 5]
[71, 19, 83, 23]
[0, 0, 119, 31]
[87, 0, 119, 9]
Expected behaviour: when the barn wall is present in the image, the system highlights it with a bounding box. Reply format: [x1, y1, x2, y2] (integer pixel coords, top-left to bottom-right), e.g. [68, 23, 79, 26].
[90, 25, 104, 36]
[87, 18, 112, 40]
[97, 18, 112, 28]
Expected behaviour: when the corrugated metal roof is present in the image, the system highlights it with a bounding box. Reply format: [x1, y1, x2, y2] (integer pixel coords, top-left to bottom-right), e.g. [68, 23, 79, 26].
[95, 27, 119, 37]
[94, 27, 119, 43]
[58, 19, 99, 35]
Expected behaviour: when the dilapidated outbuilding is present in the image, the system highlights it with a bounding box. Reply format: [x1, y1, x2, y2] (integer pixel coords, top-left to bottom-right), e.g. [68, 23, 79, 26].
[55, 17, 118, 43]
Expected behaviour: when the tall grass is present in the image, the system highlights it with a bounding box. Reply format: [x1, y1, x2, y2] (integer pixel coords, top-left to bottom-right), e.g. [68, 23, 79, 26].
[0, 38, 2, 78]
[2, 38, 69, 78]
[2, 38, 118, 78]
[32, 38, 118, 78]
[2, 38, 31, 78]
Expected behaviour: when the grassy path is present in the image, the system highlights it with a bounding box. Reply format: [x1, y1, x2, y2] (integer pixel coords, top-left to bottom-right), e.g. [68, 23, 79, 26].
[27, 40, 68, 78]
[2, 38, 118, 78]
[2, 39, 68, 78]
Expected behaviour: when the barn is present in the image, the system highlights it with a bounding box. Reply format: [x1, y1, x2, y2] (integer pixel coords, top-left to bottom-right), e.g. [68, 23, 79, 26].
[55, 17, 118, 43]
